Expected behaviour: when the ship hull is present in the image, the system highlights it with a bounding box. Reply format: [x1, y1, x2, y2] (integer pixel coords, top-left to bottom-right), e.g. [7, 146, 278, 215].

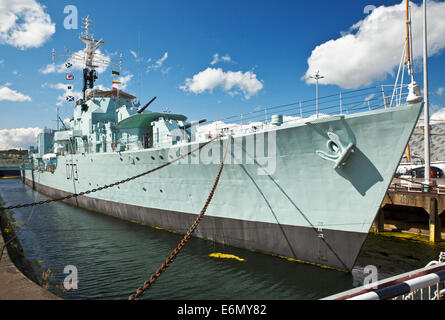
[23, 103, 423, 271]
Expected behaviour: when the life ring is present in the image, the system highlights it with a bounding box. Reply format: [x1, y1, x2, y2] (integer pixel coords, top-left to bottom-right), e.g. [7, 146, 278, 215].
[207, 132, 212, 139]
[111, 142, 115, 151]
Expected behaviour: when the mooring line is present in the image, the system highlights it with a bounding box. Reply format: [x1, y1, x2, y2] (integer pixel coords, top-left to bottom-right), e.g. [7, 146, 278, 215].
[0, 136, 220, 211]
[128, 135, 231, 300]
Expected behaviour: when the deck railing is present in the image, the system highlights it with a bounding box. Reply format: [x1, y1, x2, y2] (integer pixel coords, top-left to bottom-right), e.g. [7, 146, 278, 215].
[323, 253, 445, 300]
[391, 177, 445, 194]
[197, 83, 414, 139]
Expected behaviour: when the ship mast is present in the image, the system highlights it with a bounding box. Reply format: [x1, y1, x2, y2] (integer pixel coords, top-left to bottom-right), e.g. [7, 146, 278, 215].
[422, 0, 431, 190]
[405, 0, 421, 105]
[52, 16, 123, 102]
[402, 0, 429, 190]
[405, 0, 413, 81]
[79, 16, 104, 100]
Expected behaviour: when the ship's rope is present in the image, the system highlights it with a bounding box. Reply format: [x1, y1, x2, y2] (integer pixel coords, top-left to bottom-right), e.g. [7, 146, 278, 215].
[0, 136, 221, 211]
[128, 135, 231, 300]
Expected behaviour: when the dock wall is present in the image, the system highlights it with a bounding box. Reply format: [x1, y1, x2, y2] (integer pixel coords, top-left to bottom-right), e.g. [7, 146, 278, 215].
[0, 211, 60, 300]
[374, 189, 445, 242]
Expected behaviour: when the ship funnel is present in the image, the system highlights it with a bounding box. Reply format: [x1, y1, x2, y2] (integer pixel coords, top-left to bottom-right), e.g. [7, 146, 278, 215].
[138, 96, 157, 114]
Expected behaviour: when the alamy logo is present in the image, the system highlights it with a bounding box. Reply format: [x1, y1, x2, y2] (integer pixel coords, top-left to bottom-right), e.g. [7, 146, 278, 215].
[63, 265, 78, 290]
[363, 265, 378, 289]
[63, 5, 78, 30]
[363, 5, 377, 15]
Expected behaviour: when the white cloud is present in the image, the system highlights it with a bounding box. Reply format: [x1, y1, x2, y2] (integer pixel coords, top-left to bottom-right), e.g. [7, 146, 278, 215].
[431, 107, 445, 123]
[180, 67, 264, 99]
[221, 54, 231, 62]
[93, 84, 110, 91]
[210, 53, 232, 65]
[42, 82, 81, 106]
[364, 93, 375, 102]
[42, 82, 66, 90]
[147, 52, 168, 72]
[0, 0, 55, 50]
[39, 62, 58, 74]
[129, 49, 138, 59]
[161, 66, 172, 75]
[303, 1, 445, 89]
[437, 87, 444, 96]
[39, 49, 111, 74]
[0, 85, 31, 101]
[0, 127, 41, 150]
[210, 53, 219, 65]
[158, 52, 168, 64]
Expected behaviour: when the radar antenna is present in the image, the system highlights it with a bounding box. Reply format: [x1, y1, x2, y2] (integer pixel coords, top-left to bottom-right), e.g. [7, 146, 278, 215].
[51, 16, 123, 101]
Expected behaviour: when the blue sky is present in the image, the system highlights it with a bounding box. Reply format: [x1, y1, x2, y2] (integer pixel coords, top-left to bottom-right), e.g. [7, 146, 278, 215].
[0, 0, 445, 149]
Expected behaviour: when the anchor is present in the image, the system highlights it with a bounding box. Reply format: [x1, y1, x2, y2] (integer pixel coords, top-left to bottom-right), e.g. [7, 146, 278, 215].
[316, 132, 355, 169]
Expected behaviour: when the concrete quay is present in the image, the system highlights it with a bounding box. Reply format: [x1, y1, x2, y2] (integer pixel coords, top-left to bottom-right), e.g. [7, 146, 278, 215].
[0, 230, 60, 300]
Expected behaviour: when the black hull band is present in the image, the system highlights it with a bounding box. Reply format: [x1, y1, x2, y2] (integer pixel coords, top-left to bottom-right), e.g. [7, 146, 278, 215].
[23, 178, 366, 271]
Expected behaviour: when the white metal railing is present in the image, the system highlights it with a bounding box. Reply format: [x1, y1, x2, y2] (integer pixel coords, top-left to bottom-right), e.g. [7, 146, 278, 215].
[390, 177, 445, 194]
[392, 253, 445, 300]
[323, 252, 445, 300]
[196, 84, 415, 142]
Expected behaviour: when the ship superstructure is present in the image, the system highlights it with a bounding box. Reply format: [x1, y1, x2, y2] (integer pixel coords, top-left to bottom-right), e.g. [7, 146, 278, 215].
[52, 89, 191, 155]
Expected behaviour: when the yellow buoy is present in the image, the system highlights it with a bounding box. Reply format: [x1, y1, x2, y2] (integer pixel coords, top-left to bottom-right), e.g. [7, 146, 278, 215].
[209, 252, 245, 262]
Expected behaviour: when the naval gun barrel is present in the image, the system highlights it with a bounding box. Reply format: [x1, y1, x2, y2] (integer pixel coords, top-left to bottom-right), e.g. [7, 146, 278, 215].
[58, 116, 68, 130]
[137, 96, 157, 114]
[179, 119, 207, 130]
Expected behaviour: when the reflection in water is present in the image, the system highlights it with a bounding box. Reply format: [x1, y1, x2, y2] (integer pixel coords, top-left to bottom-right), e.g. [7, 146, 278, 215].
[0, 178, 443, 300]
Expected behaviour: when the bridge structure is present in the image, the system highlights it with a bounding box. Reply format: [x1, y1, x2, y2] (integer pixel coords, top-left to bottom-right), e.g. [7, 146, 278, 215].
[0, 158, 32, 177]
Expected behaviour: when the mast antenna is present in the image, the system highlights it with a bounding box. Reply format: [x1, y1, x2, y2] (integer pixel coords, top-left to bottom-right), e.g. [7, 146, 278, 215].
[405, 0, 421, 104]
[137, 32, 141, 104]
[310, 70, 324, 118]
[51, 16, 123, 103]
[405, 0, 413, 77]
[422, 0, 431, 191]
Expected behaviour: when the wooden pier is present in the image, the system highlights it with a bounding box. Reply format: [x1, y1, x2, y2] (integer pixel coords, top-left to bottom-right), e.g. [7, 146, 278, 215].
[375, 178, 445, 243]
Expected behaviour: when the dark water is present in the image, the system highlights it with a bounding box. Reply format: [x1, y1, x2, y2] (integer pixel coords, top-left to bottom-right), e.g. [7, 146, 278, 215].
[1, 178, 444, 300]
